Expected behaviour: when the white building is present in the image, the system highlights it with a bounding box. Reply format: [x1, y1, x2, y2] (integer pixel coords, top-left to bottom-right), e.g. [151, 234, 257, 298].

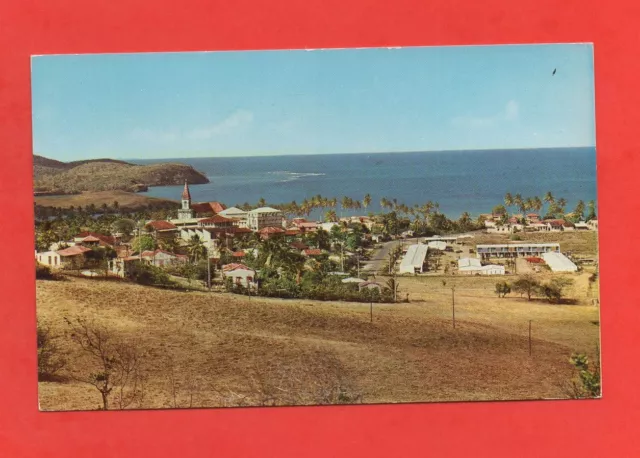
[247, 207, 284, 231]
[35, 250, 61, 268]
[223, 263, 258, 289]
[476, 243, 560, 259]
[457, 257, 505, 275]
[427, 241, 447, 251]
[218, 207, 249, 227]
[399, 244, 428, 274]
[542, 252, 578, 272]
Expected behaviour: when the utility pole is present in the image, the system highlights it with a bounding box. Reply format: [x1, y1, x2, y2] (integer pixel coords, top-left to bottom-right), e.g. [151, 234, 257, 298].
[207, 247, 211, 290]
[370, 300, 373, 323]
[452, 285, 456, 329]
[528, 320, 532, 356]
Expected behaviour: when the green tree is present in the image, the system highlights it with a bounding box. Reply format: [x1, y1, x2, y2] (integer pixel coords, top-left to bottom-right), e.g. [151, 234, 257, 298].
[363, 194, 372, 211]
[586, 200, 597, 221]
[132, 234, 156, 254]
[540, 277, 574, 303]
[566, 345, 601, 399]
[37, 321, 67, 381]
[512, 274, 541, 301]
[187, 235, 207, 264]
[495, 281, 511, 298]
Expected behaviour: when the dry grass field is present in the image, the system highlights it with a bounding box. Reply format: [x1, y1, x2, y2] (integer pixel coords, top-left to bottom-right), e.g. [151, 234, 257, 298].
[34, 190, 178, 209]
[37, 273, 600, 411]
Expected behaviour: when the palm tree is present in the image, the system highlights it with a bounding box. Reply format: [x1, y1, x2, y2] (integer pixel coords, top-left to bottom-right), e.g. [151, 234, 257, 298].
[325, 209, 338, 222]
[363, 194, 372, 211]
[257, 197, 267, 207]
[504, 192, 514, 212]
[586, 200, 597, 221]
[573, 200, 586, 221]
[544, 191, 555, 204]
[557, 198, 567, 214]
[380, 197, 389, 211]
[513, 194, 523, 215]
[533, 196, 543, 213]
[187, 235, 207, 264]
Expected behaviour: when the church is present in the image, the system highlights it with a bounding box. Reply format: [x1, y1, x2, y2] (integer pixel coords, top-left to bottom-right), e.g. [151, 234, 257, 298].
[176, 181, 227, 220]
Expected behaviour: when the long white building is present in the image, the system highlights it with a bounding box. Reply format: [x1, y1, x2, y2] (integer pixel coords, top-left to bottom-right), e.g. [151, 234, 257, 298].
[542, 252, 578, 272]
[399, 244, 428, 274]
[457, 257, 505, 275]
[476, 243, 560, 259]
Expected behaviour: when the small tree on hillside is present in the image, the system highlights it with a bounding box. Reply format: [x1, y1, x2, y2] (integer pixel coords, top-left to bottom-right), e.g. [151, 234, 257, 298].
[540, 277, 574, 303]
[564, 344, 601, 399]
[37, 322, 67, 381]
[495, 281, 511, 298]
[64, 317, 147, 410]
[512, 274, 540, 301]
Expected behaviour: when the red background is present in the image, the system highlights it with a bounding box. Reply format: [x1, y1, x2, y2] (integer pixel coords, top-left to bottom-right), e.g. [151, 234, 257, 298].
[0, 1, 638, 456]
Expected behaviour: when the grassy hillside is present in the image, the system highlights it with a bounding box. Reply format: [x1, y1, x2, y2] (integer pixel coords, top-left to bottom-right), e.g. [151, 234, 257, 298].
[37, 277, 600, 411]
[33, 154, 209, 194]
[34, 190, 179, 210]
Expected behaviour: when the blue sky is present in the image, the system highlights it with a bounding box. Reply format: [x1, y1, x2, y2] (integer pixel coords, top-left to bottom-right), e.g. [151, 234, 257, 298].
[31, 44, 595, 161]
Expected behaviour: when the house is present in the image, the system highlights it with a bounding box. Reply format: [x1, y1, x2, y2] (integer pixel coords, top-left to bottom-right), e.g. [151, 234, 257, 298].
[399, 244, 428, 274]
[73, 231, 117, 247]
[588, 218, 598, 230]
[574, 221, 590, 231]
[247, 207, 284, 231]
[145, 220, 178, 241]
[543, 219, 567, 232]
[232, 251, 246, 260]
[222, 263, 258, 289]
[290, 241, 309, 251]
[108, 256, 142, 278]
[35, 250, 62, 268]
[526, 213, 541, 223]
[302, 249, 323, 257]
[140, 249, 188, 267]
[258, 226, 285, 240]
[56, 245, 93, 268]
[285, 228, 301, 237]
[457, 257, 505, 275]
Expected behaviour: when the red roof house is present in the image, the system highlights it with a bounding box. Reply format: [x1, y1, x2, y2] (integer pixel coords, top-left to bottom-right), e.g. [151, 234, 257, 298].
[146, 220, 178, 231]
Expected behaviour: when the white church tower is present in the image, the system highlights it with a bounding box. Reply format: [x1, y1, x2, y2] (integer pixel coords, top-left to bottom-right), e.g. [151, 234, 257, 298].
[177, 181, 194, 220]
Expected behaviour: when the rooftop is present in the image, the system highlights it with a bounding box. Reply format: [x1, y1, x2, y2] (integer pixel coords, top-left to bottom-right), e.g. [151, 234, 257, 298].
[249, 207, 282, 214]
[57, 245, 92, 256]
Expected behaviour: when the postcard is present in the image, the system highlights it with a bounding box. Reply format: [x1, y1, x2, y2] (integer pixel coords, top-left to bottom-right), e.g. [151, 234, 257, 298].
[32, 44, 600, 411]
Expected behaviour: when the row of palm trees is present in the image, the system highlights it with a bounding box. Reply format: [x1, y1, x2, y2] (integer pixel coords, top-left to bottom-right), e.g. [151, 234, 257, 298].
[502, 192, 596, 221]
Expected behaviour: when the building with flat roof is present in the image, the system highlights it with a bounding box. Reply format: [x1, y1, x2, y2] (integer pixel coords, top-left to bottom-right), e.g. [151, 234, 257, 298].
[399, 244, 428, 274]
[457, 257, 505, 275]
[476, 243, 560, 259]
[247, 207, 284, 231]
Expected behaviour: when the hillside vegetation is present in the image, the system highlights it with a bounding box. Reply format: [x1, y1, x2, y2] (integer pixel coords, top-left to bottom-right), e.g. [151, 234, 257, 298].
[33, 154, 209, 194]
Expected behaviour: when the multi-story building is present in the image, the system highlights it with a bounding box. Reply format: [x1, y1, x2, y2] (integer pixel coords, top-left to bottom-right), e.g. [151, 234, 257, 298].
[246, 207, 284, 231]
[476, 243, 560, 259]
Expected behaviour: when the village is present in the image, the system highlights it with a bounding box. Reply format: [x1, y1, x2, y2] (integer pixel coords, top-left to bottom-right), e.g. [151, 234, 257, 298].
[34, 181, 599, 301]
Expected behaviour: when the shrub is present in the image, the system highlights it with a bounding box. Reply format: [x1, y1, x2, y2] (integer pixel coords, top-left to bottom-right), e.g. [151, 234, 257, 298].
[495, 281, 511, 298]
[35, 263, 62, 281]
[565, 344, 601, 399]
[129, 263, 175, 287]
[37, 322, 66, 381]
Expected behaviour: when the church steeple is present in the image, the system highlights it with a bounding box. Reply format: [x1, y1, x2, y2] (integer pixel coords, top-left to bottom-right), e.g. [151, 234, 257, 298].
[181, 180, 191, 201]
[177, 180, 194, 220]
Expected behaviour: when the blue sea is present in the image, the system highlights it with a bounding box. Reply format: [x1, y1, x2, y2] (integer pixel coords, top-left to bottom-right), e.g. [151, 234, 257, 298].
[133, 148, 597, 219]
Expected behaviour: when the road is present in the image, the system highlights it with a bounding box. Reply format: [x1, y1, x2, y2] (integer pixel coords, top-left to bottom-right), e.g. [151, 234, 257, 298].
[362, 237, 422, 274]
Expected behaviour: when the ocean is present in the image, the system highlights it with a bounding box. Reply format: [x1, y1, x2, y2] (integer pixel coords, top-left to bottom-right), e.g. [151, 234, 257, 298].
[133, 148, 597, 219]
